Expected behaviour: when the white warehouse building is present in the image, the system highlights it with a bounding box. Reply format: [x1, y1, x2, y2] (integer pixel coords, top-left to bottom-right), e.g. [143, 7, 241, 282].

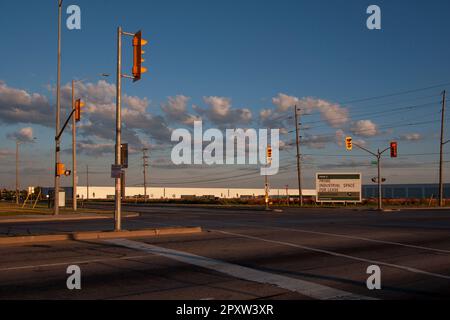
[74, 186, 317, 200]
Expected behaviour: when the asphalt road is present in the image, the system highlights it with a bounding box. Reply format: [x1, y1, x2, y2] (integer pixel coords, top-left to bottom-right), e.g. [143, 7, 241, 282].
[1, 204, 450, 300]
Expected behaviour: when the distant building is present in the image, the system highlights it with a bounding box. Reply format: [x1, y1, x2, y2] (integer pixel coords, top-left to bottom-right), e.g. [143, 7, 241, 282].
[40, 184, 450, 201]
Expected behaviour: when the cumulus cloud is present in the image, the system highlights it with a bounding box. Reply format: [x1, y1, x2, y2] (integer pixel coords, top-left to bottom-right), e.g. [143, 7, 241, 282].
[161, 95, 201, 125]
[194, 96, 252, 127]
[272, 94, 300, 112]
[0, 81, 53, 127]
[6, 127, 35, 143]
[271, 94, 349, 128]
[351, 120, 378, 137]
[400, 133, 421, 141]
[62, 80, 172, 147]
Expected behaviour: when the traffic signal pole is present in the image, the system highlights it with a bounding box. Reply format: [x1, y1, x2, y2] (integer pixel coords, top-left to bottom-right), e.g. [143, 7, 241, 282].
[353, 143, 391, 211]
[54, 0, 63, 215]
[114, 26, 148, 231]
[115, 26, 123, 231]
[72, 80, 77, 211]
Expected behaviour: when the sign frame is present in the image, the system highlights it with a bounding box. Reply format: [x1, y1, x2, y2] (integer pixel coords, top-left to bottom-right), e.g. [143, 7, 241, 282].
[316, 172, 362, 203]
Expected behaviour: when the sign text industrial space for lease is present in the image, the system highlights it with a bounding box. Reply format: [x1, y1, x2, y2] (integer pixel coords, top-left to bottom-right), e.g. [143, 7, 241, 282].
[316, 173, 362, 203]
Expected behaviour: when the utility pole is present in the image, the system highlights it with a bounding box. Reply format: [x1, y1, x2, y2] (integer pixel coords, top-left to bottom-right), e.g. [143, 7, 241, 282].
[142, 148, 149, 202]
[54, 0, 63, 215]
[15, 141, 20, 205]
[439, 90, 447, 207]
[72, 80, 77, 211]
[294, 106, 303, 206]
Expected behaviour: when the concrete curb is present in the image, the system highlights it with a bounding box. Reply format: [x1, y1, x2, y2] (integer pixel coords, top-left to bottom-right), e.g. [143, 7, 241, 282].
[0, 213, 140, 224]
[0, 226, 202, 246]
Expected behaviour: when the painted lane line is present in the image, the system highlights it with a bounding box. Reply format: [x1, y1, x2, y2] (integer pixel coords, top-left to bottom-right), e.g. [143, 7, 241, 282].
[0, 255, 152, 272]
[214, 230, 450, 281]
[105, 238, 375, 300]
[266, 226, 450, 255]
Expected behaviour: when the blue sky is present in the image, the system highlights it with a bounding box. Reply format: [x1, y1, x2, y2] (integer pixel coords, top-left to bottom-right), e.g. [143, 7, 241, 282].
[1, 0, 450, 190]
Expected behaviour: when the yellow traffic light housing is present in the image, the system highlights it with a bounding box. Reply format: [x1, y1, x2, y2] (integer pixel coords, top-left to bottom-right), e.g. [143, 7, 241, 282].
[346, 137, 353, 151]
[75, 99, 85, 122]
[56, 163, 65, 177]
[267, 146, 273, 163]
[132, 30, 148, 82]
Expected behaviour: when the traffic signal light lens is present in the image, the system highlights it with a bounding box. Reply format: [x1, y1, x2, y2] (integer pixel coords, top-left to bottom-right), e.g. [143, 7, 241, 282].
[390, 142, 398, 158]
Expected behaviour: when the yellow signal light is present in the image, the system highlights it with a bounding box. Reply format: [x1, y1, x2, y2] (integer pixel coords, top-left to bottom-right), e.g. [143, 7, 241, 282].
[75, 99, 85, 122]
[345, 137, 353, 151]
[56, 163, 65, 176]
[132, 30, 148, 82]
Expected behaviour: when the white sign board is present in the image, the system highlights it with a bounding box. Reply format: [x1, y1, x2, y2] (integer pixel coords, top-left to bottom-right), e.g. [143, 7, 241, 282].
[316, 173, 362, 203]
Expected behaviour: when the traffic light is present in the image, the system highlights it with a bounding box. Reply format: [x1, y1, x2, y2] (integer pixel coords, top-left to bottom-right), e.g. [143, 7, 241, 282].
[56, 163, 65, 177]
[75, 99, 85, 122]
[132, 30, 148, 82]
[346, 137, 353, 151]
[390, 141, 398, 158]
[267, 146, 273, 160]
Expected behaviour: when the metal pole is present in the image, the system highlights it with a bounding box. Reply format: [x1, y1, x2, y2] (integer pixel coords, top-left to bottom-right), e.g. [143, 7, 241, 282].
[265, 174, 269, 210]
[72, 80, 77, 211]
[54, 0, 63, 215]
[86, 164, 89, 202]
[294, 106, 303, 206]
[439, 90, 446, 207]
[115, 26, 123, 231]
[143, 148, 148, 202]
[16, 142, 19, 205]
[377, 151, 382, 211]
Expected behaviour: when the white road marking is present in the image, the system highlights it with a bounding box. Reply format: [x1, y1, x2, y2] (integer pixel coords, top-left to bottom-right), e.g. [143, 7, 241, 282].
[0, 254, 152, 272]
[214, 230, 450, 281]
[266, 226, 450, 254]
[106, 238, 376, 300]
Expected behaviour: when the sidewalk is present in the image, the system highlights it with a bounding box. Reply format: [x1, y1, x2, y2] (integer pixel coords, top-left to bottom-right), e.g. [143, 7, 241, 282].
[0, 212, 140, 224]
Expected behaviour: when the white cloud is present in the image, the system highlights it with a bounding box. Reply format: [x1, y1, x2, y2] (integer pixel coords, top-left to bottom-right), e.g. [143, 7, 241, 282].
[0, 81, 53, 127]
[351, 120, 378, 137]
[7, 127, 35, 143]
[194, 96, 253, 127]
[400, 133, 421, 141]
[272, 94, 300, 112]
[161, 95, 201, 125]
[271, 94, 349, 128]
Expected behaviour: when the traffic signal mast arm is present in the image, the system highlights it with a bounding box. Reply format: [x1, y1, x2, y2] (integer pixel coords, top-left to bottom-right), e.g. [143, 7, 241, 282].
[55, 108, 77, 141]
[353, 143, 390, 157]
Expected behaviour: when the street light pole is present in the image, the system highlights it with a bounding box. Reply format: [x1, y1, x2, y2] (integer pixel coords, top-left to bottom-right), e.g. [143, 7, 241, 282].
[115, 26, 123, 231]
[54, 0, 63, 215]
[72, 80, 77, 211]
[439, 90, 447, 207]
